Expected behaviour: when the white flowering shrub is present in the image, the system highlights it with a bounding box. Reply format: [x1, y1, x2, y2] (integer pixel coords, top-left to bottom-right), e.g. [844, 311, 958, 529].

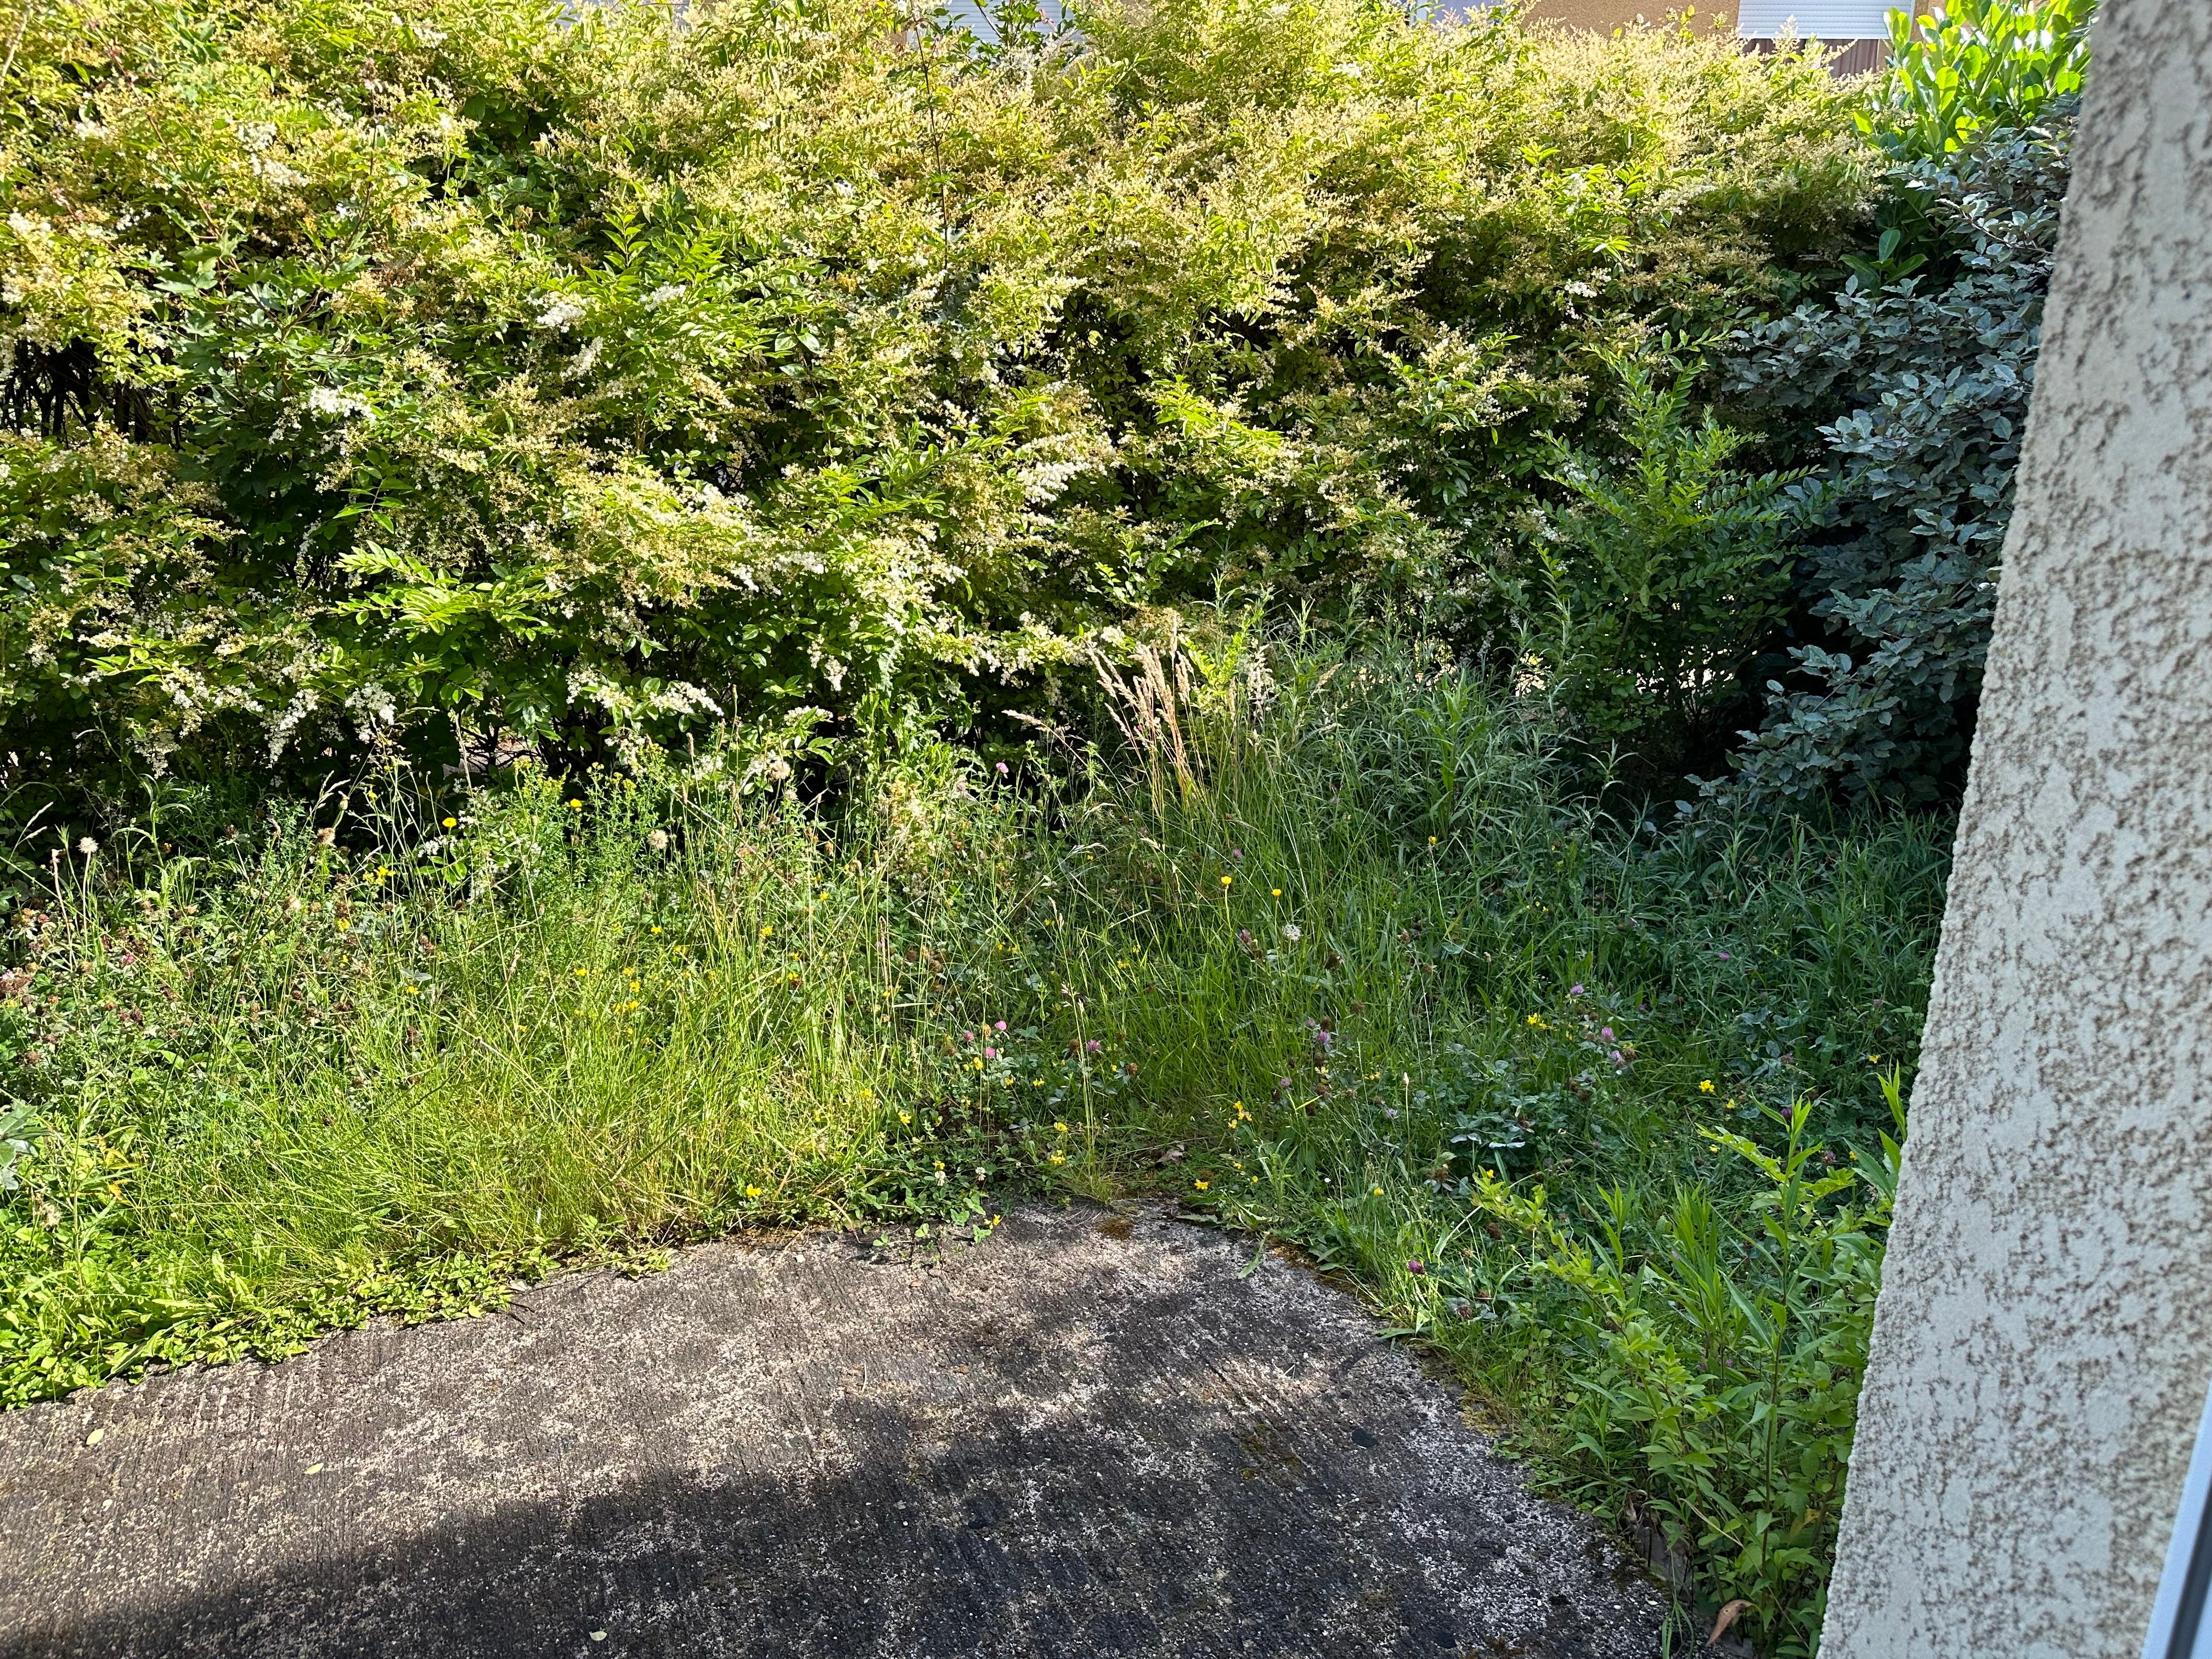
[0, 0, 1865, 817]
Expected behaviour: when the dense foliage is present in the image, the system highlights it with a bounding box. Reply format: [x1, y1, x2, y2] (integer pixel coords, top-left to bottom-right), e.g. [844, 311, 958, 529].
[1860, 0, 2090, 157]
[0, 0, 1866, 819]
[0, 639, 1945, 1651]
[1717, 0, 2088, 803]
[0, 1, 2103, 1652]
[1726, 110, 2069, 802]
[1520, 351, 1816, 764]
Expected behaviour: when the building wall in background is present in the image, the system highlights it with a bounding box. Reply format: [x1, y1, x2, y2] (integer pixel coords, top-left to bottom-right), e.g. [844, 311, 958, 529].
[1735, 0, 1890, 35]
[1521, 0, 1886, 67]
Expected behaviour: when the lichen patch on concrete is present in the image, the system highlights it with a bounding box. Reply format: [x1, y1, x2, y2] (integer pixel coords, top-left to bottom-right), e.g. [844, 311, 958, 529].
[0, 1204, 1664, 1658]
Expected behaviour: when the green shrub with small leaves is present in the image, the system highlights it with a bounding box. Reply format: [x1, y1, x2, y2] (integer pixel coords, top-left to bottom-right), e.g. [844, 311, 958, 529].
[1725, 108, 2070, 803]
[0, 0, 1867, 822]
[1710, 0, 2089, 804]
[1508, 352, 1815, 765]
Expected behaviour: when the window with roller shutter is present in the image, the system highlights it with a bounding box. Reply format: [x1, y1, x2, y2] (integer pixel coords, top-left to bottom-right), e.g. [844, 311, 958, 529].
[1735, 0, 1895, 74]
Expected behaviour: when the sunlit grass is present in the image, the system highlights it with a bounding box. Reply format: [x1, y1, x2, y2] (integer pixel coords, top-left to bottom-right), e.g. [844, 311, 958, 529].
[0, 639, 1947, 1650]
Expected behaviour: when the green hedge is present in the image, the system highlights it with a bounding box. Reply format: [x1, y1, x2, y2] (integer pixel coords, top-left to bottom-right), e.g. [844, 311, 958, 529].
[0, 0, 1865, 809]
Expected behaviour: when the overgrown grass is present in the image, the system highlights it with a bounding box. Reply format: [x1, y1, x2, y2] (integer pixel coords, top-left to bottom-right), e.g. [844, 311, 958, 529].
[0, 637, 1948, 1652]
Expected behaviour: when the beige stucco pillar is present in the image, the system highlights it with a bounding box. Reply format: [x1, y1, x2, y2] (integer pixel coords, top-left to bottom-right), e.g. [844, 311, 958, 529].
[1820, 3, 2212, 1655]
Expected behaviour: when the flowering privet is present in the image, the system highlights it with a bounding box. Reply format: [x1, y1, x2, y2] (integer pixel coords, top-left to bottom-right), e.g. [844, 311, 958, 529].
[0, 0, 1865, 807]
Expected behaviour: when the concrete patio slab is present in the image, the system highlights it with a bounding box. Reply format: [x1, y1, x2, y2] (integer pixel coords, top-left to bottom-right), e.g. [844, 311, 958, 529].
[0, 1203, 1665, 1658]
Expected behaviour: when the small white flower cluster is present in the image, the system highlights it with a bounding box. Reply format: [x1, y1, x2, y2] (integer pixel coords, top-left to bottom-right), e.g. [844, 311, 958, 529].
[536, 295, 587, 331]
[307, 386, 374, 421]
[344, 680, 397, 731]
[1015, 458, 1090, 505]
[644, 283, 685, 307]
[562, 338, 605, 381]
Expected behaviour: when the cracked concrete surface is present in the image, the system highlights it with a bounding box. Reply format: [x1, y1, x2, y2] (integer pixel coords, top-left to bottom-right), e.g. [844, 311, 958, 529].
[0, 1204, 1665, 1658]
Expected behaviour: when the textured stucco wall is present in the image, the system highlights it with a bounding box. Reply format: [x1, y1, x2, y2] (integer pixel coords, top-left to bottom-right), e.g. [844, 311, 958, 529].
[1820, 4, 2212, 1656]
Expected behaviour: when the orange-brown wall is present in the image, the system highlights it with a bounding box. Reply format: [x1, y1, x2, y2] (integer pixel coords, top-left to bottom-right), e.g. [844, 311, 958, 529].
[1519, 2, 1888, 69]
[1520, 0, 1731, 32]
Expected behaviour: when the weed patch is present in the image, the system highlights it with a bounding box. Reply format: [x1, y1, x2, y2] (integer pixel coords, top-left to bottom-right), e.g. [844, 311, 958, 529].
[0, 639, 1945, 1649]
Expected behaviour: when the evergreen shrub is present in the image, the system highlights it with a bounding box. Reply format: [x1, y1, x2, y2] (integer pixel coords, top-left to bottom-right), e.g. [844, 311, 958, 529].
[0, 0, 1866, 819]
